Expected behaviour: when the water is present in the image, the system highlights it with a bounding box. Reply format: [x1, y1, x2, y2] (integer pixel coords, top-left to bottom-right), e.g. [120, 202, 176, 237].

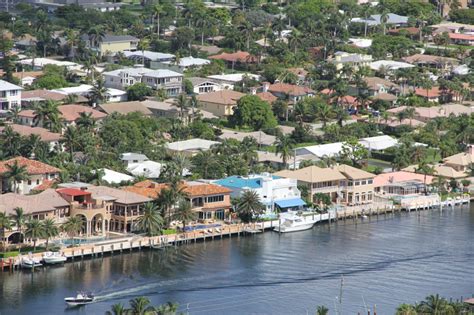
[1, 206, 473, 315]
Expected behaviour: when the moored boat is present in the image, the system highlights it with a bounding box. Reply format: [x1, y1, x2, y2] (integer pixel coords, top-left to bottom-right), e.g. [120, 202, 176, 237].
[21, 257, 43, 269]
[273, 212, 316, 233]
[43, 251, 67, 264]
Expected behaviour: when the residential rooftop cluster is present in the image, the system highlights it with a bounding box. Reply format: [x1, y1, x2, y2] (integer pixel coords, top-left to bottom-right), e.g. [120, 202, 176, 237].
[0, 0, 473, 244]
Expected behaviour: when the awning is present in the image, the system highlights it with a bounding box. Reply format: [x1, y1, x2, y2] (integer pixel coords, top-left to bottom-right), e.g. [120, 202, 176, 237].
[275, 198, 306, 208]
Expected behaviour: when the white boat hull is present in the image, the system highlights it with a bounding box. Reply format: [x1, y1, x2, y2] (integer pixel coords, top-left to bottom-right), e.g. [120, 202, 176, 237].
[65, 300, 95, 307]
[43, 256, 67, 264]
[274, 222, 315, 233]
[21, 259, 43, 269]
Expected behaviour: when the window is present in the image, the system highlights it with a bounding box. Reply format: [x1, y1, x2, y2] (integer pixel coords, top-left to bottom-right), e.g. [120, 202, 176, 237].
[28, 180, 31, 185]
[348, 181, 353, 186]
[207, 195, 224, 203]
[361, 180, 367, 185]
[355, 181, 360, 186]
[36, 179, 40, 185]
[368, 179, 373, 184]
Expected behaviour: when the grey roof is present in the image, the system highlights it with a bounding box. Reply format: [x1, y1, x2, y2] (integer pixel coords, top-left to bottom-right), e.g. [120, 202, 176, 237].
[219, 129, 276, 146]
[142, 69, 183, 78]
[0, 189, 70, 216]
[188, 77, 219, 86]
[123, 50, 175, 61]
[0, 79, 22, 91]
[141, 100, 177, 112]
[103, 67, 154, 77]
[352, 13, 408, 26]
[121, 152, 149, 161]
[85, 185, 152, 204]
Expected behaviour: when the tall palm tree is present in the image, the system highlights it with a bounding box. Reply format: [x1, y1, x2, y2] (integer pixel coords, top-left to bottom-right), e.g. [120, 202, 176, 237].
[172, 93, 189, 121]
[155, 302, 179, 314]
[396, 304, 417, 315]
[64, 29, 79, 59]
[76, 111, 96, 131]
[380, 10, 389, 35]
[105, 303, 126, 315]
[62, 216, 84, 246]
[61, 125, 80, 162]
[274, 134, 295, 169]
[416, 160, 436, 195]
[87, 26, 105, 50]
[33, 100, 63, 132]
[129, 296, 154, 315]
[0, 211, 12, 255]
[137, 38, 150, 65]
[1, 125, 22, 157]
[12, 207, 25, 248]
[236, 190, 265, 223]
[288, 28, 303, 54]
[419, 294, 446, 314]
[136, 202, 164, 236]
[89, 77, 108, 105]
[173, 199, 196, 231]
[152, 4, 163, 38]
[4, 161, 30, 194]
[42, 218, 59, 250]
[315, 103, 333, 127]
[25, 219, 45, 251]
[316, 305, 329, 315]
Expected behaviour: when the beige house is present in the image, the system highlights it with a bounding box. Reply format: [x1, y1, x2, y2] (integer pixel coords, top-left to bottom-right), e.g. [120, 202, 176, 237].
[443, 145, 474, 173]
[275, 164, 375, 206]
[82, 35, 139, 55]
[196, 90, 245, 117]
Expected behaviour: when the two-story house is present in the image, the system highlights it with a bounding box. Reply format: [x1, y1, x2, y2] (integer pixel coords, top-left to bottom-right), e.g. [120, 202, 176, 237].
[443, 145, 474, 173]
[0, 157, 61, 195]
[124, 180, 232, 222]
[334, 165, 375, 205]
[0, 79, 22, 110]
[215, 173, 305, 214]
[264, 82, 315, 105]
[82, 34, 139, 55]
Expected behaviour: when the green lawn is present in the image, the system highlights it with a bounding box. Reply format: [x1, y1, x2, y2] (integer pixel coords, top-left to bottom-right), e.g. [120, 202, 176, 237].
[162, 229, 177, 235]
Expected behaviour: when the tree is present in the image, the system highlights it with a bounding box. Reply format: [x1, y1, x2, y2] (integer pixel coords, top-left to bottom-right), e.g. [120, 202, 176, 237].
[33, 100, 63, 132]
[127, 83, 153, 101]
[152, 4, 163, 37]
[137, 38, 150, 65]
[76, 112, 97, 131]
[236, 190, 265, 223]
[42, 218, 59, 250]
[89, 77, 108, 105]
[340, 138, 369, 167]
[25, 219, 45, 251]
[316, 305, 329, 315]
[0, 212, 12, 255]
[314, 102, 333, 127]
[229, 95, 277, 131]
[274, 134, 295, 169]
[173, 199, 196, 231]
[62, 216, 84, 246]
[105, 303, 126, 315]
[12, 207, 25, 248]
[136, 202, 164, 236]
[129, 296, 153, 315]
[416, 160, 436, 195]
[87, 26, 105, 49]
[61, 125, 80, 162]
[4, 161, 30, 194]
[172, 93, 189, 121]
[396, 304, 417, 315]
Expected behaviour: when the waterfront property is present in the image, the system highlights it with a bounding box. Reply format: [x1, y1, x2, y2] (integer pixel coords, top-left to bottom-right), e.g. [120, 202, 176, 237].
[0, 157, 61, 195]
[275, 165, 375, 206]
[215, 173, 305, 214]
[124, 180, 232, 222]
[374, 171, 434, 196]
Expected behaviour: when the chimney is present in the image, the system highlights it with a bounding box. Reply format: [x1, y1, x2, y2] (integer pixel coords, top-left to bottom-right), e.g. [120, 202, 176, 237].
[250, 86, 257, 95]
[262, 82, 270, 92]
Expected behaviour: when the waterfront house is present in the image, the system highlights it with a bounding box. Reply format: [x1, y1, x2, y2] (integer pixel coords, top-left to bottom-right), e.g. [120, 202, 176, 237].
[165, 138, 220, 157]
[124, 180, 232, 222]
[374, 171, 434, 196]
[443, 145, 474, 173]
[196, 90, 246, 117]
[215, 174, 305, 214]
[0, 79, 22, 111]
[275, 165, 375, 206]
[0, 157, 61, 195]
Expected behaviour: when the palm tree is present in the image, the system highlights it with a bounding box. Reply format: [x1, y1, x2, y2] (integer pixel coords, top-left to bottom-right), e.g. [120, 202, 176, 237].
[64, 29, 79, 59]
[274, 134, 296, 169]
[25, 219, 45, 251]
[315, 103, 333, 127]
[152, 4, 163, 38]
[1, 125, 22, 157]
[155, 302, 179, 315]
[62, 216, 84, 246]
[89, 77, 108, 105]
[0, 211, 12, 255]
[137, 38, 150, 65]
[33, 100, 63, 132]
[61, 125, 80, 162]
[419, 294, 446, 314]
[236, 190, 265, 223]
[380, 10, 389, 35]
[4, 161, 30, 194]
[12, 207, 25, 248]
[129, 296, 153, 315]
[288, 28, 303, 54]
[136, 202, 163, 236]
[316, 305, 329, 315]
[396, 304, 417, 315]
[105, 303, 126, 315]
[173, 199, 196, 231]
[416, 160, 436, 195]
[42, 218, 59, 250]
[63, 94, 78, 104]
[172, 93, 189, 121]
[76, 111, 96, 131]
[87, 26, 105, 50]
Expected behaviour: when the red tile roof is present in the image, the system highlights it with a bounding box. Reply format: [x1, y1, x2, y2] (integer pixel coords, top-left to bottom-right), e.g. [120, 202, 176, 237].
[0, 157, 61, 175]
[57, 188, 91, 196]
[268, 83, 315, 96]
[196, 90, 245, 105]
[0, 124, 61, 142]
[123, 180, 231, 198]
[59, 104, 107, 122]
[414, 87, 441, 98]
[256, 92, 278, 104]
[209, 51, 257, 63]
[32, 179, 57, 191]
[448, 33, 474, 41]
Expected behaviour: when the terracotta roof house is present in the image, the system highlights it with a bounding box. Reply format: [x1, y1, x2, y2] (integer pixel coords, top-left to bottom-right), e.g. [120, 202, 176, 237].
[349, 77, 399, 98]
[388, 27, 420, 37]
[402, 54, 458, 71]
[0, 157, 61, 195]
[196, 90, 245, 117]
[209, 51, 257, 67]
[12, 71, 43, 86]
[414, 87, 442, 102]
[124, 180, 233, 222]
[0, 124, 61, 150]
[17, 105, 106, 128]
[265, 82, 315, 104]
[374, 171, 434, 196]
[256, 91, 278, 104]
[99, 101, 153, 116]
[448, 33, 474, 46]
[21, 89, 88, 105]
[403, 164, 467, 179]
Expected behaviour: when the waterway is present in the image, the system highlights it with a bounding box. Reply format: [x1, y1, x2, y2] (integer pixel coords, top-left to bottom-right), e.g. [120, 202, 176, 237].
[1, 205, 473, 315]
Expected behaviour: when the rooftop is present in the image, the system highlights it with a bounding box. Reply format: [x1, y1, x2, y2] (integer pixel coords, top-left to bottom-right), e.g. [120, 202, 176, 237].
[86, 185, 152, 204]
[99, 101, 153, 116]
[332, 164, 374, 180]
[0, 79, 22, 91]
[0, 189, 69, 216]
[268, 83, 315, 96]
[219, 129, 276, 146]
[166, 138, 219, 152]
[124, 180, 231, 198]
[209, 51, 256, 63]
[0, 124, 61, 142]
[374, 171, 434, 187]
[0, 157, 60, 175]
[59, 104, 107, 122]
[123, 50, 175, 61]
[196, 90, 245, 105]
[275, 166, 346, 183]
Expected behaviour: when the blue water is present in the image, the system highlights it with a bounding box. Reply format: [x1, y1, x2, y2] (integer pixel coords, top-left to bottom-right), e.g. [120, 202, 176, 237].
[1, 205, 473, 314]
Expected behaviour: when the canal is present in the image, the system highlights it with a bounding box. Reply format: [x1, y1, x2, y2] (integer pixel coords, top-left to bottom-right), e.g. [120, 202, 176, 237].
[1, 205, 473, 314]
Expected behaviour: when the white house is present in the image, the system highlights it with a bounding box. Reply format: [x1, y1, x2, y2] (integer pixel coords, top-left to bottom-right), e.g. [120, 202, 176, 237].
[98, 168, 134, 184]
[52, 84, 127, 103]
[188, 77, 224, 94]
[127, 160, 162, 179]
[162, 56, 210, 70]
[103, 66, 155, 90]
[214, 173, 305, 214]
[0, 80, 22, 111]
[207, 73, 260, 90]
[120, 152, 149, 167]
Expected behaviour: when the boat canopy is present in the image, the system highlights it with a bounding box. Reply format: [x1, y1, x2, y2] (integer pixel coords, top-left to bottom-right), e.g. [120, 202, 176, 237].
[275, 198, 306, 208]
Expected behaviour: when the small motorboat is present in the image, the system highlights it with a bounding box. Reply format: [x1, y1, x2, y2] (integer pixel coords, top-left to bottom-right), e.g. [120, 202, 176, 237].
[274, 212, 316, 233]
[21, 257, 43, 269]
[43, 251, 67, 265]
[64, 292, 95, 307]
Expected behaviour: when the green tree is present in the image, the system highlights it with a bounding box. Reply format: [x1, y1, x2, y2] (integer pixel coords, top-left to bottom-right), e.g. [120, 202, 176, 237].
[316, 305, 329, 315]
[230, 95, 277, 131]
[25, 219, 45, 251]
[340, 138, 369, 167]
[396, 304, 417, 315]
[61, 125, 80, 162]
[173, 199, 196, 231]
[11, 207, 25, 248]
[61, 216, 84, 246]
[127, 83, 153, 101]
[274, 134, 295, 169]
[105, 303, 126, 315]
[4, 161, 30, 194]
[89, 77, 108, 105]
[136, 202, 164, 236]
[0, 212, 12, 255]
[42, 218, 59, 250]
[416, 160, 436, 195]
[236, 190, 265, 223]
[129, 296, 153, 315]
[33, 100, 63, 132]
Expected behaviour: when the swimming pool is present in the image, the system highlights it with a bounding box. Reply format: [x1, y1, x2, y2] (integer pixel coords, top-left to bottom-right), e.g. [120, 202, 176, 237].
[183, 224, 222, 232]
[54, 237, 106, 245]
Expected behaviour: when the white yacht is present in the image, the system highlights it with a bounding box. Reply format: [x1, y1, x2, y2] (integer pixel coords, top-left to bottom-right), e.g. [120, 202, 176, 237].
[43, 252, 67, 264]
[21, 257, 43, 269]
[273, 212, 316, 233]
[65, 292, 95, 307]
